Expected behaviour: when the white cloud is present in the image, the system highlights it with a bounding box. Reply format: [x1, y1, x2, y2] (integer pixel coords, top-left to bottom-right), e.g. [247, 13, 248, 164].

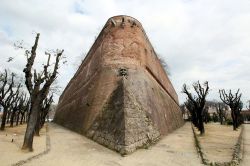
[0, 0, 249, 107]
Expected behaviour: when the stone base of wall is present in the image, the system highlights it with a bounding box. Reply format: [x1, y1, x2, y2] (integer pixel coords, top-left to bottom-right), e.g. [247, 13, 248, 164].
[86, 78, 161, 154]
[55, 68, 184, 154]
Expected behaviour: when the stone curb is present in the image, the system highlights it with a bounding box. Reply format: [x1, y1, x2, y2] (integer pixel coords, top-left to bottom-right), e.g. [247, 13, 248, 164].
[191, 124, 209, 165]
[11, 124, 51, 166]
[191, 124, 244, 166]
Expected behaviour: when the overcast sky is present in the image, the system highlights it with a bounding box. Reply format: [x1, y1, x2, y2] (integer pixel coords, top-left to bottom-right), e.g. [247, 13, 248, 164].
[0, 0, 250, 107]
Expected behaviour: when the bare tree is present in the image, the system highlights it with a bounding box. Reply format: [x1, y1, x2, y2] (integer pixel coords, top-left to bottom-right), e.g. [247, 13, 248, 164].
[184, 99, 197, 126]
[9, 91, 22, 127]
[20, 98, 30, 125]
[182, 81, 209, 134]
[0, 70, 14, 129]
[215, 103, 227, 125]
[39, 94, 53, 129]
[22, 33, 64, 151]
[180, 104, 188, 120]
[0, 70, 21, 130]
[219, 89, 242, 130]
[203, 106, 210, 124]
[15, 94, 27, 126]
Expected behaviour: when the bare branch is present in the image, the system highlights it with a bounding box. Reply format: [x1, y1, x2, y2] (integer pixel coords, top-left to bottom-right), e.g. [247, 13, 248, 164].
[41, 49, 64, 98]
[23, 33, 40, 94]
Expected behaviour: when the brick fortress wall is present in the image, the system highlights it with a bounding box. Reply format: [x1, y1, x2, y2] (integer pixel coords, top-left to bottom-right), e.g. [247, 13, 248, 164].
[54, 15, 184, 154]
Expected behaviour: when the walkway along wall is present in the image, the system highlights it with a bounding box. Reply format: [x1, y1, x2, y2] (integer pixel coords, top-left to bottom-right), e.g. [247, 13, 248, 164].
[54, 15, 184, 154]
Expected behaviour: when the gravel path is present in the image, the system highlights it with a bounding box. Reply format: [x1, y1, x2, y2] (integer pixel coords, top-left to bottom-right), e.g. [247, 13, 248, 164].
[241, 124, 250, 166]
[24, 122, 202, 166]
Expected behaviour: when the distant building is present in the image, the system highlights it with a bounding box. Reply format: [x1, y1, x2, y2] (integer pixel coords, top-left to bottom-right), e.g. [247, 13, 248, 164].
[241, 110, 250, 123]
[181, 106, 190, 120]
[206, 103, 231, 120]
[48, 104, 57, 121]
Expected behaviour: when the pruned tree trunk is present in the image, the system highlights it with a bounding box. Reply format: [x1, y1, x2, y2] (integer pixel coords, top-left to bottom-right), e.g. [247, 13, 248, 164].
[182, 81, 209, 135]
[220, 117, 223, 125]
[16, 111, 21, 126]
[0, 107, 8, 130]
[20, 113, 25, 124]
[27, 109, 31, 123]
[219, 89, 242, 130]
[6, 111, 11, 124]
[34, 111, 41, 136]
[10, 109, 17, 127]
[0, 70, 20, 130]
[198, 112, 205, 134]
[22, 100, 40, 151]
[231, 112, 236, 130]
[40, 112, 49, 129]
[21, 33, 63, 151]
[218, 110, 223, 125]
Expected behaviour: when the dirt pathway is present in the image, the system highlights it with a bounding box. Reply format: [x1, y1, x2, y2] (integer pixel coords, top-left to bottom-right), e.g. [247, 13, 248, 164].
[24, 122, 202, 166]
[0, 125, 46, 166]
[194, 123, 241, 163]
[241, 124, 250, 166]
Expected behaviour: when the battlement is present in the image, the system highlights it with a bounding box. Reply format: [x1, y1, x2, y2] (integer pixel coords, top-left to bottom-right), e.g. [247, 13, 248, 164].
[106, 15, 142, 28]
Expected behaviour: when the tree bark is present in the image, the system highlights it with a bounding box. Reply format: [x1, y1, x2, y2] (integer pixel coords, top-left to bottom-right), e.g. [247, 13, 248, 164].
[6, 111, 11, 124]
[231, 111, 236, 130]
[219, 111, 223, 125]
[235, 112, 239, 129]
[22, 101, 40, 151]
[0, 107, 8, 130]
[16, 111, 20, 126]
[20, 113, 24, 124]
[198, 110, 205, 134]
[34, 111, 41, 136]
[40, 111, 49, 129]
[10, 109, 17, 127]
